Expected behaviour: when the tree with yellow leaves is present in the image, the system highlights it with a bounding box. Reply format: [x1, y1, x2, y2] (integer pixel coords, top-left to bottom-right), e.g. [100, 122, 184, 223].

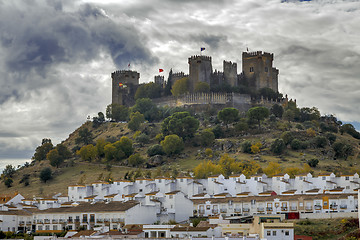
[193, 160, 222, 179]
[263, 161, 282, 177]
[251, 142, 262, 154]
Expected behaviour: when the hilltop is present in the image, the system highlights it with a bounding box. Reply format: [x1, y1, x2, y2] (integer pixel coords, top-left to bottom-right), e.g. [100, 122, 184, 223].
[1, 101, 360, 198]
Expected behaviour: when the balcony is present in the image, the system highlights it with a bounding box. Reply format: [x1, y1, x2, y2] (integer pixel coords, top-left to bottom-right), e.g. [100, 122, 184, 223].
[257, 207, 265, 212]
[314, 205, 322, 210]
[340, 205, 347, 209]
[290, 206, 297, 211]
[104, 219, 110, 223]
[243, 208, 250, 212]
[68, 219, 73, 223]
[59, 219, 66, 224]
[199, 210, 205, 214]
[234, 208, 241, 213]
[36, 220, 43, 224]
[26, 221, 32, 225]
[97, 219, 104, 223]
[305, 206, 313, 211]
[82, 219, 87, 223]
[220, 209, 227, 213]
[212, 209, 219, 214]
[19, 221, 25, 225]
[75, 219, 80, 223]
[52, 219, 59, 224]
[266, 207, 273, 211]
[44, 219, 50, 224]
[281, 207, 288, 211]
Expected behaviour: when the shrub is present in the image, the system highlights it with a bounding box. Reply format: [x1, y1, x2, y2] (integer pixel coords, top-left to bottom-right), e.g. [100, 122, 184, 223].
[271, 139, 286, 155]
[313, 136, 328, 148]
[147, 144, 164, 157]
[307, 158, 319, 168]
[306, 128, 316, 137]
[128, 153, 144, 167]
[135, 133, 150, 145]
[241, 141, 252, 154]
[290, 139, 302, 150]
[295, 123, 304, 130]
[160, 135, 184, 156]
[204, 148, 213, 157]
[251, 142, 262, 154]
[212, 125, 224, 138]
[4, 178, 13, 188]
[332, 142, 353, 159]
[326, 132, 337, 145]
[194, 129, 215, 147]
[40, 168, 52, 183]
[281, 131, 294, 145]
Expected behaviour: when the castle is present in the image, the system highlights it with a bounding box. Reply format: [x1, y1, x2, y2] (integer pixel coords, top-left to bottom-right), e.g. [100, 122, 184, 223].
[111, 51, 279, 107]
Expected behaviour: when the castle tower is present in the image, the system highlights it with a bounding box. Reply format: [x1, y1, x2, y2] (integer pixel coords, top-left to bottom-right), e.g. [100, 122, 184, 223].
[223, 60, 237, 86]
[111, 70, 140, 106]
[242, 51, 279, 92]
[188, 55, 212, 92]
[154, 75, 165, 88]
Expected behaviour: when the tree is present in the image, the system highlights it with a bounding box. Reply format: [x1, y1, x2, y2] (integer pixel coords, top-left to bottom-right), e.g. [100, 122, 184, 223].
[340, 124, 360, 139]
[251, 142, 262, 154]
[194, 82, 210, 93]
[162, 112, 199, 139]
[263, 162, 282, 177]
[332, 142, 353, 160]
[147, 144, 165, 157]
[193, 160, 222, 179]
[4, 178, 13, 188]
[299, 107, 320, 122]
[270, 104, 284, 118]
[135, 82, 162, 99]
[76, 128, 93, 145]
[128, 153, 144, 167]
[241, 141, 252, 153]
[171, 77, 189, 97]
[104, 144, 118, 161]
[313, 136, 327, 148]
[283, 109, 295, 123]
[2, 165, 16, 178]
[47, 149, 63, 167]
[164, 68, 173, 96]
[131, 98, 160, 122]
[160, 134, 184, 155]
[194, 129, 215, 147]
[95, 139, 108, 158]
[271, 139, 286, 155]
[40, 168, 52, 183]
[234, 119, 249, 132]
[93, 112, 105, 128]
[306, 128, 316, 137]
[56, 144, 72, 159]
[106, 104, 129, 122]
[281, 131, 294, 145]
[76, 144, 98, 161]
[217, 108, 239, 127]
[307, 158, 319, 168]
[128, 111, 145, 131]
[117, 136, 134, 158]
[247, 107, 269, 128]
[33, 139, 53, 161]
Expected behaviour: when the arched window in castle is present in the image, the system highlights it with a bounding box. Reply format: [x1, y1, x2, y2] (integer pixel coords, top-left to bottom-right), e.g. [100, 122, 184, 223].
[250, 67, 254, 72]
[265, 67, 268, 72]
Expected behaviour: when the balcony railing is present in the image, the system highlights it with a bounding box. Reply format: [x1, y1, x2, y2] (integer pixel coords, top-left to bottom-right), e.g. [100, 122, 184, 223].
[75, 219, 80, 223]
[305, 206, 313, 211]
[104, 219, 110, 223]
[340, 205, 347, 209]
[26, 221, 32, 225]
[220, 209, 227, 213]
[234, 208, 241, 213]
[266, 207, 273, 211]
[44, 219, 50, 224]
[212, 209, 218, 214]
[52, 219, 59, 224]
[314, 205, 322, 210]
[330, 204, 338, 210]
[97, 219, 104, 223]
[82, 219, 87, 223]
[36, 220, 43, 224]
[19, 221, 25, 225]
[68, 219, 73, 223]
[199, 210, 205, 214]
[281, 207, 288, 211]
[243, 208, 250, 212]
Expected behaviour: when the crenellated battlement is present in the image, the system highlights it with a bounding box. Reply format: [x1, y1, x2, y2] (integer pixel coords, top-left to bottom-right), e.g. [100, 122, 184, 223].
[171, 72, 187, 78]
[242, 51, 273, 59]
[111, 70, 139, 77]
[223, 60, 237, 68]
[188, 55, 212, 62]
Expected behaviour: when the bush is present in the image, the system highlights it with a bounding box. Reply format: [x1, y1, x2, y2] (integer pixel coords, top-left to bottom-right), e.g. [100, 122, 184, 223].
[160, 134, 184, 156]
[271, 139, 286, 155]
[4, 178, 13, 188]
[307, 158, 319, 168]
[290, 139, 302, 150]
[135, 133, 150, 145]
[295, 123, 304, 130]
[193, 129, 215, 147]
[40, 168, 52, 183]
[281, 131, 294, 145]
[128, 153, 144, 167]
[147, 144, 164, 157]
[212, 125, 224, 138]
[326, 132, 337, 144]
[234, 120, 249, 132]
[241, 141, 252, 154]
[332, 142, 353, 159]
[313, 136, 328, 148]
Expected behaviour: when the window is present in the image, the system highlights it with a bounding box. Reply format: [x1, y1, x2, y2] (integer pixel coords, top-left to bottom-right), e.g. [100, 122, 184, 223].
[346, 186, 350, 189]
[250, 67, 254, 72]
[267, 231, 271, 236]
[140, 180, 143, 184]
[117, 182, 120, 185]
[68, 225, 73, 230]
[169, 195, 173, 199]
[38, 226, 43, 231]
[45, 225, 50, 230]
[113, 225, 117, 230]
[53, 225, 58, 230]
[322, 176, 326, 180]
[265, 67, 268, 72]
[285, 231, 289, 236]
[180, 179, 183, 182]
[273, 231, 276, 236]
[346, 176, 350, 180]
[139, 189, 143, 192]
[299, 176, 303, 180]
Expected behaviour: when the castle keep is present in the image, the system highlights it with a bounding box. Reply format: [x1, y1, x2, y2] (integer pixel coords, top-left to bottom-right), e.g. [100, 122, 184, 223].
[112, 51, 279, 106]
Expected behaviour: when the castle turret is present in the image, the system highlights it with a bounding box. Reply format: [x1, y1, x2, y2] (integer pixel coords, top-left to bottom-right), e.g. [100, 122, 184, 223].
[188, 55, 212, 92]
[112, 70, 140, 106]
[242, 51, 279, 92]
[223, 60, 237, 86]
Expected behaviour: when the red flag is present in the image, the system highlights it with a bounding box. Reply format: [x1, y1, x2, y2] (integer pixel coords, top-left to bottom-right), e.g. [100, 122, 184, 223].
[159, 69, 164, 72]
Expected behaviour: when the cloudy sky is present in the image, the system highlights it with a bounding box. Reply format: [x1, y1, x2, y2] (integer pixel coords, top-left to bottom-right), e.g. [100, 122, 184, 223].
[0, 0, 359, 168]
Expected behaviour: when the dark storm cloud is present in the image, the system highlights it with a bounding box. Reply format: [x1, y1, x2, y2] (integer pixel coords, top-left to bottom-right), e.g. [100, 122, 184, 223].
[0, 1, 157, 103]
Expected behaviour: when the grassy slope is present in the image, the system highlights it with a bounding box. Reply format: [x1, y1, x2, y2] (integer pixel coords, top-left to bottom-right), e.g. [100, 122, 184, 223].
[1, 119, 360, 198]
